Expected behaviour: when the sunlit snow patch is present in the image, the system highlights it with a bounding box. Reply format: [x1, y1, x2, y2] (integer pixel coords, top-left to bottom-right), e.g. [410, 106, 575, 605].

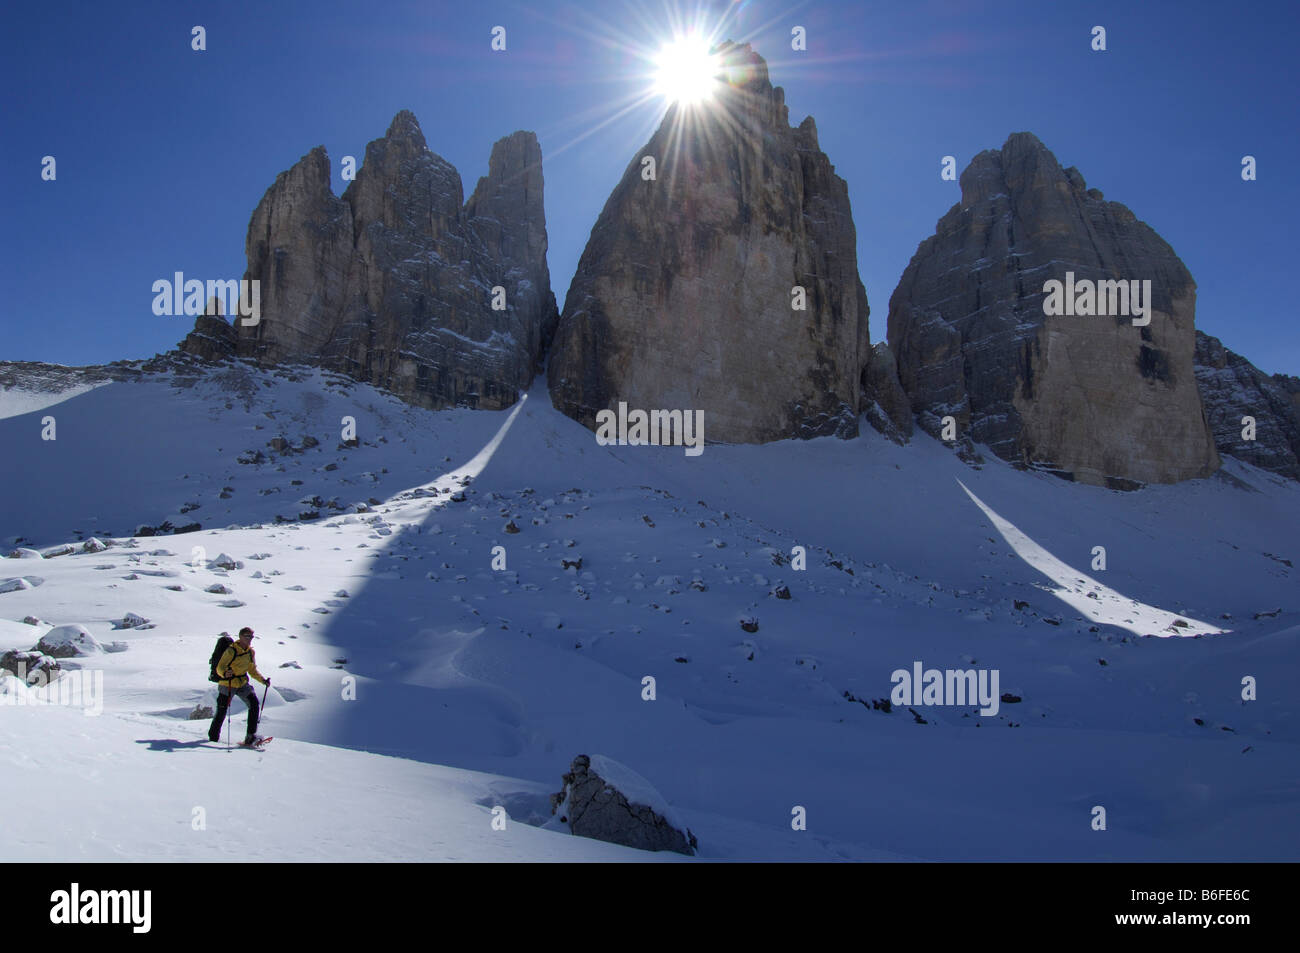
[0, 381, 109, 421]
[957, 479, 1227, 637]
[380, 392, 528, 511]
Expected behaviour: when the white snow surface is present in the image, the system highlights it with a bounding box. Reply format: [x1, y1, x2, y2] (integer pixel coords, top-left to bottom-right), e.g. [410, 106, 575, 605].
[587, 753, 689, 835]
[0, 362, 1297, 861]
[0, 380, 108, 420]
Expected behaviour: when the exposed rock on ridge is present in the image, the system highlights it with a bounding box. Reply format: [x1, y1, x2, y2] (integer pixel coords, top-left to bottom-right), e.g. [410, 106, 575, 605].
[1194, 331, 1300, 479]
[887, 132, 1219, 487]
[548, 42, 870, 444]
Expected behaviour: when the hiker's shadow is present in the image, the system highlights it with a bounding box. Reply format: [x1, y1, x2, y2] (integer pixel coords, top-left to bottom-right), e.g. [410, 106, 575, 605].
[135, 738, 212, 753]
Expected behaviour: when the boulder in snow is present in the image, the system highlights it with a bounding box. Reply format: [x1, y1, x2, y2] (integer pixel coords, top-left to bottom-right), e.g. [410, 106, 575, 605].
[5, 548, 43, 560]
[36, 624, 104, 658]
[549, 754, 697, 855]
[208, 553, 244, 571]
[1, 649, 62, 684]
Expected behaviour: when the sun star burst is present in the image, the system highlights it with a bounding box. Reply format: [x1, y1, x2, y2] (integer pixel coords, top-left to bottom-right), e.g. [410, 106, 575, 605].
[652, 34, 720, 106]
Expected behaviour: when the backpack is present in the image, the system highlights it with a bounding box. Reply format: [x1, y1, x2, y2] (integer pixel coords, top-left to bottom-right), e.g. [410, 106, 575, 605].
[208, 634, 235, 682]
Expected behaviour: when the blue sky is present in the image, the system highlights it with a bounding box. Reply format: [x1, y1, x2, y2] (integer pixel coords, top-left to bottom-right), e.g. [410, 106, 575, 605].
[3, 0, 1297, 374]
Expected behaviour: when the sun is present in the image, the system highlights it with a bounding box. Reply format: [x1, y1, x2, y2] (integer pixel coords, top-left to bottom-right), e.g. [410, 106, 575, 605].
[652, 34, 720, 106]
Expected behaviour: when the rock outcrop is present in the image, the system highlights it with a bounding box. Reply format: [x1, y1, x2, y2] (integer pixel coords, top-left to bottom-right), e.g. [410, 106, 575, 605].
[860, 341, 913, 443]
[181, 112, 558, 411]
[548, 42, 870, 444]
[1194, 331, 1300, 479]
[178, 298, 238, 362]
[549, 754, 697, 855]
[0, 649, 61, 685]
[888, 132, 1219, 487]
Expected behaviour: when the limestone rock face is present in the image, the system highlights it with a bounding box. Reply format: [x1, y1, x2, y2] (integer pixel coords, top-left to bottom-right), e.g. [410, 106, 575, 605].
[548, 42, 870, 444]
[888, 132, 1219, 487]
[465, 130, 558, 374]
[239, 146, 354, 369]
[178, 299, 239, 363]
[182, 112, 558, 411]
[861, 341, 912, 443]
[1194, 331, 1300, 479]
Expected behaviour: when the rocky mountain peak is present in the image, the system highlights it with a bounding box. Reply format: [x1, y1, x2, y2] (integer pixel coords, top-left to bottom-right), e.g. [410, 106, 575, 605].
[888, 132, 1218, 487]
[384, 109, 428, 149]
[181, 111, 557, 411]
[709, 41, 789, 132]
[548, 43, 869, 444]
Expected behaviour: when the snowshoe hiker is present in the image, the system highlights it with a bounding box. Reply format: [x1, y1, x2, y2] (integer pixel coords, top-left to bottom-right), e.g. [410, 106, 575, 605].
[208, 626, 270, 746]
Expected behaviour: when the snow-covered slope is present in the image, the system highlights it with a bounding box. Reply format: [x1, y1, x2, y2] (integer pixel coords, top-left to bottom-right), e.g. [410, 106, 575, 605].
[2, 360, 1297, 861]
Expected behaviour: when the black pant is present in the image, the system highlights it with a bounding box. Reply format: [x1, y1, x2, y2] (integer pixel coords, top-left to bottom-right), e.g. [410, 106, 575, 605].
[209, 683, 259, 741]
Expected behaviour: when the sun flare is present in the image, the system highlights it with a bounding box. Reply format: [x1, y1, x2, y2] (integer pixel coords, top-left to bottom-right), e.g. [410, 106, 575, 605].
[652, 34, 720, 106]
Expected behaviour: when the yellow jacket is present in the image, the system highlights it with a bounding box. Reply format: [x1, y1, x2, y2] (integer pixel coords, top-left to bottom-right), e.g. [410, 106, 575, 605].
[215, 642, 267, 689]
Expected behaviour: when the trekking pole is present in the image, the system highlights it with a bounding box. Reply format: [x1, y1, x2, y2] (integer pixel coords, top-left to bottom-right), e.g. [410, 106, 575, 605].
[259, 680, 269, 734]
